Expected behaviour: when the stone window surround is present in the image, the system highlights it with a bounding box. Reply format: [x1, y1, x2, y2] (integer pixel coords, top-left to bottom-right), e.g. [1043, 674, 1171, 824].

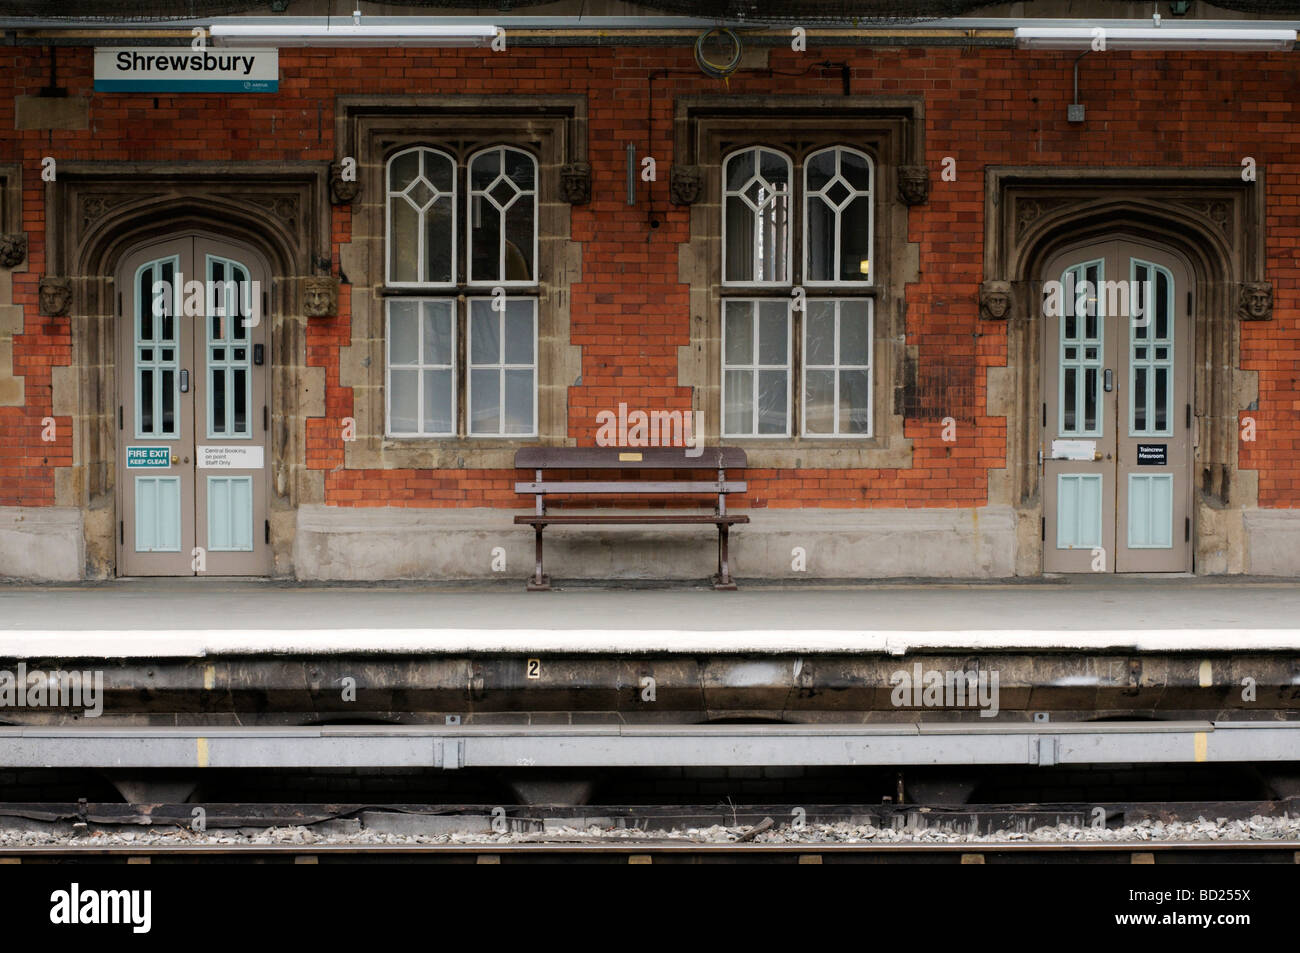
[674, 95, 925, 469]
[336, 95, 585, 471]
[982, 166, 1265, 575]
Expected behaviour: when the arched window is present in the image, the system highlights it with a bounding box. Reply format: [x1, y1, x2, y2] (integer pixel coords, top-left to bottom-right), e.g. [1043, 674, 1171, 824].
[723, 147, 791, 285]
[467, 145, 537, 284]
[387, 146, 456, 285]
[803, 146, 873, 285]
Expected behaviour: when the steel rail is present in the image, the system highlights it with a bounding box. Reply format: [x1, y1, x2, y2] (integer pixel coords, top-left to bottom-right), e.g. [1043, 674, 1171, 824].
[1, 840, 1295, 856]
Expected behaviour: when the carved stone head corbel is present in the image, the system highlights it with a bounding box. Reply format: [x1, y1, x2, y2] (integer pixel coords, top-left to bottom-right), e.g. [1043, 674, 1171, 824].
[669, 164, 703, 206]
[39, 276, 72, 317]
[1239, 281, 1272, 321]
[329, 160, 362, 205]
[303, 275, 340, 318]
[0, 233, 27, 268]
[897, 165, 930, 206]
[980, 280, 1014, 321]
[560, 162, 591, 205]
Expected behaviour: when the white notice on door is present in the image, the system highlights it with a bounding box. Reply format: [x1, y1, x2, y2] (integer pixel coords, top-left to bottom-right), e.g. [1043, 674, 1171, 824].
[198, 445, 264, 469]
[1051, 439, 1097, 461]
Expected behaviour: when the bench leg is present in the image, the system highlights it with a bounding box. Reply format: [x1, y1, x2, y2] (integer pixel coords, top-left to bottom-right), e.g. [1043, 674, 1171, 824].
[712, 523, 738, 591]
[527, 524, 551, 591]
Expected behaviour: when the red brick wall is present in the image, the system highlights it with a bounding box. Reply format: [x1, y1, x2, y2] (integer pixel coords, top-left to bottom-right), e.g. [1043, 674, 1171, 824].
[1, 44, 1295, 510]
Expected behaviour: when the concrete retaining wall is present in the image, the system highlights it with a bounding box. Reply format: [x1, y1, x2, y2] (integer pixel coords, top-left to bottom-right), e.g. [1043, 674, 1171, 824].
[291, 504, 1021, 581]
[0, 506, 84, 581]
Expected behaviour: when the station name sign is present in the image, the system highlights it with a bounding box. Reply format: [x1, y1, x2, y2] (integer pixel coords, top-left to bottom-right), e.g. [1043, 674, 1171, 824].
[94, 48, 278, 93]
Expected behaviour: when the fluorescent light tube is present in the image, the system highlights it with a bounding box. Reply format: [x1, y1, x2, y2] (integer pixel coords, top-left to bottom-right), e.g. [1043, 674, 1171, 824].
[210, 22, 499, 47]
[1015, 26, 1296, 51]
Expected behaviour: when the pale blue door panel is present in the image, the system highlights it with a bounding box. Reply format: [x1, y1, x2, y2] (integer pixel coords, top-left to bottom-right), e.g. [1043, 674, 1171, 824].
[1128, 473, 1174, 549]
[135, 476, 181, 552]
[207, 476, 254, 552]
[1057, 473, 1103, 550]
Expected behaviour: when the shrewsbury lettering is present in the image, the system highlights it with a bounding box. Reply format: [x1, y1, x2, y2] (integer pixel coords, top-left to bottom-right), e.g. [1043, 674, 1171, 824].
[116, 51, 256, 75]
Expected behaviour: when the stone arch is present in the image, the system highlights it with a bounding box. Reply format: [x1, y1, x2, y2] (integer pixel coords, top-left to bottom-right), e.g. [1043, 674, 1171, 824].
[45, 162, 331, 577]
[983, 168, 1262, 575]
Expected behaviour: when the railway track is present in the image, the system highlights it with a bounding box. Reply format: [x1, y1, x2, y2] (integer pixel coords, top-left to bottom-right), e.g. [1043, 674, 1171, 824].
[2, 841, 1298, 863]
[1, 798, 1297, 863]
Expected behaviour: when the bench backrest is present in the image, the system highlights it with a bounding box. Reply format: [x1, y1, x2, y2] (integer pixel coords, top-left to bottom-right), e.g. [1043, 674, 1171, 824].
[514, 446, 746, 470]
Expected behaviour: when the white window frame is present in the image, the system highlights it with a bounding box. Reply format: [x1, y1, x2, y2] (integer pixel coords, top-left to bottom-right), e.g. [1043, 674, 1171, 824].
[721, 298, 793, 438]
[801, 298, 873, 438]
[802, 146, 874, 288]
[721, 146, 793, 288]
[385, 298, 457, 438]
[466, 296, 539, 437]
[466, 145, 539, 288]
[385, 146, 458, 288]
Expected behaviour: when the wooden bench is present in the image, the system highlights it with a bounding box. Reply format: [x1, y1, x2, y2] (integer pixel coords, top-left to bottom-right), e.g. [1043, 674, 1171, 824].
[514, 446, 749, 591]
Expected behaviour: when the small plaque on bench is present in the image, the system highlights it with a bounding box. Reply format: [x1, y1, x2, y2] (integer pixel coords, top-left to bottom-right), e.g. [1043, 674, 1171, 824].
[618, 452, 643, 462]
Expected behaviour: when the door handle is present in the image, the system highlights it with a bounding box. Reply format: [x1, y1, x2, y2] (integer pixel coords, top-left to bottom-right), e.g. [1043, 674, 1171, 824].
[180, 368, 190, 393]
[1103, 368, 1113, 392]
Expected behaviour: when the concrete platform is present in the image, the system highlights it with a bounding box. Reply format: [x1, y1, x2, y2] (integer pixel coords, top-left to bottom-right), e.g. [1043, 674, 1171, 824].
[2, 576, 1300, 657]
